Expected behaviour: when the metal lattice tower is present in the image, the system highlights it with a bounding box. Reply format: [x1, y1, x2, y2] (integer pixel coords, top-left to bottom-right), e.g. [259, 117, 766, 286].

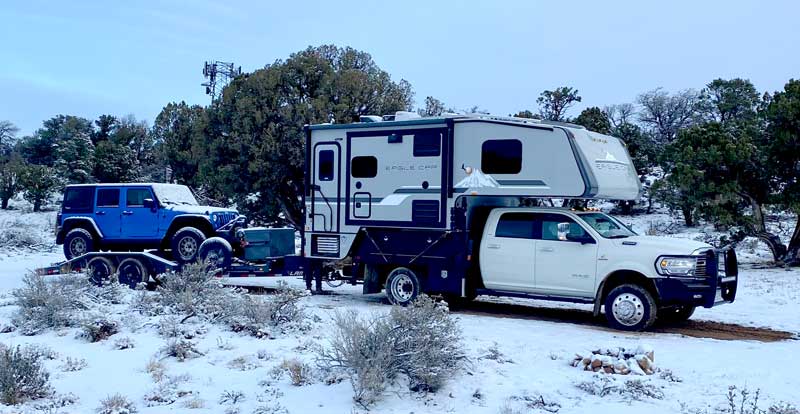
[202, 61, 242, 101]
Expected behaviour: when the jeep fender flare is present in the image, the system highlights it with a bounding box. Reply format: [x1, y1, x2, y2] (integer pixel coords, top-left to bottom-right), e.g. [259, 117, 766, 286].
[593, 267, 660, 317]
[58, 217, 103, 244]
[162, 214, 215, 245]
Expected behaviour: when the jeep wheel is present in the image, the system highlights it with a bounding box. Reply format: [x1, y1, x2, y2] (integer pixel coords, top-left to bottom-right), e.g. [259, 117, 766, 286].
[604, 284, 657, 331]
[658, 305, 695, 325]
[87, 257, 115, 286]
[117, 258, 150, 289]
[385, 267, 421, 306]
[64, 228, 95, 260]
[170, 227, 206, 264]
[198, 237, 233, 270]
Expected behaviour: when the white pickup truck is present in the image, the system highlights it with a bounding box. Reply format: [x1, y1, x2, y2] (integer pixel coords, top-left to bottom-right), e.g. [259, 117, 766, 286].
[472, 207, 738, 330]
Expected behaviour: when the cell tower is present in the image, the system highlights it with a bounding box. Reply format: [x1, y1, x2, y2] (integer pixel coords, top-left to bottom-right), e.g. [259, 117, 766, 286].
[201, 61, 242, 101]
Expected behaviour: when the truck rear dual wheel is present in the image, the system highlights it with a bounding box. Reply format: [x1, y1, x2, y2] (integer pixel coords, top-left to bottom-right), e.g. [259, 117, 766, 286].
[604, 284, 658, 331]
[385, 267, 421, 306]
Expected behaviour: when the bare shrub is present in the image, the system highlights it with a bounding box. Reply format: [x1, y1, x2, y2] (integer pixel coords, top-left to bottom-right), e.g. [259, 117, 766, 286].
[96, 393, 138, 414]
[11, 273, 90, 335]
[160, 339, 203, 361]
[575, 375, 664, 401]
[218, 389, 246, 405]
[320, 295, 465, 406]
[277, 359, 313, 386]
[225, 281, 306, 337]
[769, 403, 800, 414]
[502, 394, 561, 413]
[113, 337, 135, 350]
[181, 396, 205, 409]
[480, 342, 513, 364]
[79, 318, 119, 342]
[145, 359, 166, 382]
[0, 344, 51, 405]
[0, 218, 51, 252]
[143, 374, 192, 407]
[155, 262, 231, 319]
[31, 392, 79, 413]
[60, 356, 88, 372]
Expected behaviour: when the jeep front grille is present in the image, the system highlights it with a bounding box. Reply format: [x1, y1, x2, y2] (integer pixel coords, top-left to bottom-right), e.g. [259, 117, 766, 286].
[312, 235, 339, 256]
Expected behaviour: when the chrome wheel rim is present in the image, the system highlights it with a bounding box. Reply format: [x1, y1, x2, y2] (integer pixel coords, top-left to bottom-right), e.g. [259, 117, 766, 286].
[612, 293, 644, 326]
[390, 273, 414, 302]
[69, 238, 87, 257]
[178, 236, 198, 260]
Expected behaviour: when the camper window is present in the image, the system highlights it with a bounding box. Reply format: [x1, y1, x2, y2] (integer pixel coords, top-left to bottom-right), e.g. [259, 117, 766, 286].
[318, 150, 334, 181]
[351, 156, 378, 178]
[413, 131, 441, 157]
[482, 139, 522, 174]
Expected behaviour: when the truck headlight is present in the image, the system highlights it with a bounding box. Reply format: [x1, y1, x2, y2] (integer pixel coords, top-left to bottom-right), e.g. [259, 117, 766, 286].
[656, 257, 697, 276]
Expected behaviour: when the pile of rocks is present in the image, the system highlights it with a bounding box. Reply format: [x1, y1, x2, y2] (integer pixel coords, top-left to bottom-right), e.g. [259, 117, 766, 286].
[571, 346, 656, 375]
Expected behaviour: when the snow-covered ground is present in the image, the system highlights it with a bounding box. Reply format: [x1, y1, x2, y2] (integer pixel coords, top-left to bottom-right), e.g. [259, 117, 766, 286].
[0, 201, 798, 413]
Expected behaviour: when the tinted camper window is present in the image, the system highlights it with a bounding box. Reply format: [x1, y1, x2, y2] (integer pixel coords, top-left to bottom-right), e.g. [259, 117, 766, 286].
[495, 212, 536, 239]
[413, 131, 441, 157]
[481, 139, 522, 174]
[318, 150, 334, 181]
[351, 156, 377, 178]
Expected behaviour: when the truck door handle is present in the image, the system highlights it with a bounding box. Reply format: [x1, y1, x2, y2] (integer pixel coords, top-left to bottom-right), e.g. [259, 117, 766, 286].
[95, 211, 105, 215]
[487, 243, 500, 249]
[539, 247, 554, 252]
[122, 211, 133, 215]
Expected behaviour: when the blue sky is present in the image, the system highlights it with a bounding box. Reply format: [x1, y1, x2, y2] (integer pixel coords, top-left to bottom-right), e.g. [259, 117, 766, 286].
[1, 0, 798, 135]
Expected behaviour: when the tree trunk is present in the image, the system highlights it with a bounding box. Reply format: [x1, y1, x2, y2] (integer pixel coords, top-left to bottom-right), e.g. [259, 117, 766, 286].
[739, 192, 786, 264]
[681, 204, 694, 227]
[785, 215, 800, 266]
[1, 197, 7, 210]
[33, 200, 41, 212]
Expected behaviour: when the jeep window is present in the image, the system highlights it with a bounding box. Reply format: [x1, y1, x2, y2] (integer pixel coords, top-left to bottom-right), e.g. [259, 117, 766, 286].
[318, 150, 334, 181]
[495, 212, 536, 239]
[481, 139, 522, 174]
[63, 187, 94, 213]
[577, 212, 636, 239]
[126, 189, 152, 207]
[96, 189, 120, 207]
[151, 184, 199, 206]
[351, 156, 377, 178]
[539, 213, 591, 242]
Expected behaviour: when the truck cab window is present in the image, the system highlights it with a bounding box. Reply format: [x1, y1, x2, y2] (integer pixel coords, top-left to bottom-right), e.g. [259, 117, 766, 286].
[495, 212, 536, 239]
[318, 150, 334, 181]
[481, 139, 522, 174]
[539, 214, 590, 242]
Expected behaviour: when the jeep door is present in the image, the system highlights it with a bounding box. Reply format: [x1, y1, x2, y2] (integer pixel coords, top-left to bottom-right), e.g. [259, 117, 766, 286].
[122, 187, 160, 239]
[479, 212, 536, 292]
[533, 213, 598, 297]
[93, 187, 123, 239]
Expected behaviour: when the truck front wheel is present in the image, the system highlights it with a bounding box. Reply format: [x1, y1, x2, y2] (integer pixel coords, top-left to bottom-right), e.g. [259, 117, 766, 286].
[385, 267, 421, 306]
[604, 284, 657, 331]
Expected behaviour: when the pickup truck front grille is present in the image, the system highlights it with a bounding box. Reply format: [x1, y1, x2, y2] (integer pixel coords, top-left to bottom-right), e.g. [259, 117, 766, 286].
[695, 257, 707, 277]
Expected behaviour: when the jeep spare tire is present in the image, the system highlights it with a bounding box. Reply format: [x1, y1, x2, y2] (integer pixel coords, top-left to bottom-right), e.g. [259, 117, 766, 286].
[64, 228, 95, 260]
[198, 237, 233, 270]
[170, 227, 206, 264]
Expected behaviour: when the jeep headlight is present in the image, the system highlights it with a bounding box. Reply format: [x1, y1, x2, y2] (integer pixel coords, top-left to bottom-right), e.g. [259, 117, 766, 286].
[211, 214, 220, 224]
[656, 256, 697, 276]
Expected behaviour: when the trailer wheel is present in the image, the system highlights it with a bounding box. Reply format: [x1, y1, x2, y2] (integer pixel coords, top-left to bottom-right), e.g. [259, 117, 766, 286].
[170, 227, 206, 264]
[604, 284, 657, 331]
[87, 257, 115, 286]
[117, 258, 150, 288]
[64, 228, 95, 260]
[198, 237, 232, 270]
[385, 267, 421, 306]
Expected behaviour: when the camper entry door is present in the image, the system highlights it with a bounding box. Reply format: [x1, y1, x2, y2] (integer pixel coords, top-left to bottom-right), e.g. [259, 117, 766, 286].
[311, 143, 341, 233]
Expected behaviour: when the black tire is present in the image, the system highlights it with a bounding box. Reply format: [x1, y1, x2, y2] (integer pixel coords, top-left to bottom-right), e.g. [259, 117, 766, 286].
[385, 267, 421, 306]
[658, 305, 695, 325]
[63, 228, 95, 260]
[117, 258, 150, 288]
[604, 284, 658, 331]
[86, 257, 115, 286]
[170, 227, 206, 264]
[198, 237, 233, 270]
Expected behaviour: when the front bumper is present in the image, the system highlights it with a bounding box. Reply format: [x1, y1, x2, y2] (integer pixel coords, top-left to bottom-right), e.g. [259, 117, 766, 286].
[653, 248, 738, 309]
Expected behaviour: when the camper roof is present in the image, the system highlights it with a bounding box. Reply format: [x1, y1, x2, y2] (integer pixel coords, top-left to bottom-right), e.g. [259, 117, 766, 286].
[306, 112, 587, 131]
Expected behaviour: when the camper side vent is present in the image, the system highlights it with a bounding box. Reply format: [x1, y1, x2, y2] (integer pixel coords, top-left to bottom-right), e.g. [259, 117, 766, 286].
[412, 200, 440, 225]
[312, 234, 339, 256]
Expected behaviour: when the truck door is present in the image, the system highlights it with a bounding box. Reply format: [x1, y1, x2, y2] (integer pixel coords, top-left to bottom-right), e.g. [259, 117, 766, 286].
[479, 212, 536, 292]
[311, 143, 340, 232]
[122, 187, 160, 239]
[533, 213, 598, 297]
[94, 187, 123, 239]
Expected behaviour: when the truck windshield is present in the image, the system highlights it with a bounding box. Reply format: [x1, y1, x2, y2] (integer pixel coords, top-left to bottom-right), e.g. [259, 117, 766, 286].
[577, 212, 637, 239]
[151, 184, 199, 206]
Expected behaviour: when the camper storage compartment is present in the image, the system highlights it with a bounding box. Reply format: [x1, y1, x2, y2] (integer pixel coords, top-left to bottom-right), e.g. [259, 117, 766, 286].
[242, 228, 295, 260]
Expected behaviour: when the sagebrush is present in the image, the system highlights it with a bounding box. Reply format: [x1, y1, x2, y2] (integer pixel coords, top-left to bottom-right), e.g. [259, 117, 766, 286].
[97, 393, 138, 414]
[12, 273, 89, 334]
[0, 344, 51, 405]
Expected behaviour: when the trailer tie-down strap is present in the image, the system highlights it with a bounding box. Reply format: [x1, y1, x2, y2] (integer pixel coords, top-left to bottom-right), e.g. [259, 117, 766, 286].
[362, 229, 390, 263]
[409, 232, 449, 264]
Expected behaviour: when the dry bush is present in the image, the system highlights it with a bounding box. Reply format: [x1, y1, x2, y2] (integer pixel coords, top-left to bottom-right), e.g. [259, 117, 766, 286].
[160, 339, 203, 362]
[320, 295, 465, 407]
[0, 218, 51, 252]
[11, 273, 90, 335]
[143, 374, 193, 407]
[501, 394, 561, 413]
[145, 359, 166, 382]
[0, 344, 51, 405]
[113, 337, 135, 350]
[218, 389, 246, 405]
[96, 393, 138, 414]
[155, 262, 232, 319]
[181, 396, 205, 409]
[79, 318, 119, 342]
[278, 359, 313, 386]
[60, 356, 88, 372]
[225, 282, 306, 337]
[576, 374, 664, 401]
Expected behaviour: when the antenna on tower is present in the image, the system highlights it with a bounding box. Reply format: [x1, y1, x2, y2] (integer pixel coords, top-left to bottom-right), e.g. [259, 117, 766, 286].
[201, 60, 242, 101]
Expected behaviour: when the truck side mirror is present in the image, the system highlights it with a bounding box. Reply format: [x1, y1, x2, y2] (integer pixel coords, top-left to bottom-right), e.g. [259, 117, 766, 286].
[143, 198, 156, 211]
[557, 222, 570, 241]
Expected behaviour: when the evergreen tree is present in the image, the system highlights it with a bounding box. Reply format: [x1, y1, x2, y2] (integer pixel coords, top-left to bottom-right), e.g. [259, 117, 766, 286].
[0, 156, 22, 209]
[536, 87, 581, 121]
[418, 96, 446, 117]
[573, 107, 611, 134]
[18, 164, 58, 212]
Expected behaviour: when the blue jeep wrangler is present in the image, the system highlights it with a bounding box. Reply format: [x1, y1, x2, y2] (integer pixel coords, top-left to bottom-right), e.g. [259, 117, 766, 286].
[56, 183, 242, 263]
